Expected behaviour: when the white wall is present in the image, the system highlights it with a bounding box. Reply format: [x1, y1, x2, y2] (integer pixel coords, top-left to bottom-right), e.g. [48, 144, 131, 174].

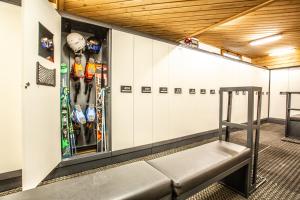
[288, 68, 300, 116]
[270, 67, 300, 119]
[112, 30, 269, 151]
[0, 2, 22, 174]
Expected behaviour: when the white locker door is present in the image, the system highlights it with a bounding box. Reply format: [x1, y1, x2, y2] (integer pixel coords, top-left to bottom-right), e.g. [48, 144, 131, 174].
[260, 69, 270, 119]
[153, 41, 170, 142]
[270, 69, 289, 118]
[197, 53, 219, 132]
[182, 48, 198, 135]
[111, 30, 134, 151]
[22, 0, 61, 190]
[169, 46, 186, 139]
[288, 68, 300, 115]
[133, 36, 153, 146]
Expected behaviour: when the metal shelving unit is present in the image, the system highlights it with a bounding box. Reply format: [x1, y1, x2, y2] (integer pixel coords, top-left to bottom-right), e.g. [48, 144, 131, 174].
[219, 86, 265, 193]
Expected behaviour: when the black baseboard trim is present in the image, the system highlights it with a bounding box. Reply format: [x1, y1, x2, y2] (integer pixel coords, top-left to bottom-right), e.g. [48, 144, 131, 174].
[59, 152, 112, 168]
[0, 170, 22, 193]
[267, 118, 285, 125]
[0, 0, 21, 6]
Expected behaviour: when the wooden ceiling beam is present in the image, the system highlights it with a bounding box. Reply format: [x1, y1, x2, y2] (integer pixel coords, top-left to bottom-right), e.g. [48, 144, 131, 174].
[188, 0, 278, 39]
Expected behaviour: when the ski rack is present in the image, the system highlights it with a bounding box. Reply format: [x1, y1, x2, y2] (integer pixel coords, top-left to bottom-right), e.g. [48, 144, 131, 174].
[218, 86, 266, 193]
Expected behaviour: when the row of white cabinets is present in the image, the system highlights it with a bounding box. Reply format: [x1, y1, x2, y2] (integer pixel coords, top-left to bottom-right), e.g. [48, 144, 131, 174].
[111, 30, 269, 151]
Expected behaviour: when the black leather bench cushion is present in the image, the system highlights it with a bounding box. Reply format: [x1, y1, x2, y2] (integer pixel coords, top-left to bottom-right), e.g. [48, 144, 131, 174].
[147, 141, 251, 196]
[290, 114, 300, 121]
[0, 161, 172, 200]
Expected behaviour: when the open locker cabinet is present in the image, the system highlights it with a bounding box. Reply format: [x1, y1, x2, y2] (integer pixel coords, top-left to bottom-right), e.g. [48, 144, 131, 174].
[60, 18, 110, 157]
[22, 0, 111, 190]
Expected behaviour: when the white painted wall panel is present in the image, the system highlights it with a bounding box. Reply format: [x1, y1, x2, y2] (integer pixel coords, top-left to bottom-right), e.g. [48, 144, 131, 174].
[153, 41, 170, 142]
[261, 69, 270, 119]
[133, 36, 153, 146]
[255, 68, 269, 119]
[230, 62, 252, 124]
[169, 46, 187, 138]
[111, 30, 134, 151]
[183, 48, 203, 134]
[0, 2, 22, 174]
[270, 69, 289, 119]
[269, 67, 300, 119]
[288, 68, 300, 116]
[188, 50, 219, 133]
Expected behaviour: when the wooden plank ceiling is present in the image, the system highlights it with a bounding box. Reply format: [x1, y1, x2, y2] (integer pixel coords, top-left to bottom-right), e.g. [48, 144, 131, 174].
[197, 0, 300, 58]
[253, 50, 300, 69]
[61, 0, 269, 41]
[57, 0, 300, 68]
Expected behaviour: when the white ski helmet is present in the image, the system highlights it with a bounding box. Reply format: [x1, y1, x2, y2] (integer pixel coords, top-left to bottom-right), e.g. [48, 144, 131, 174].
[66, 32, 86, 54]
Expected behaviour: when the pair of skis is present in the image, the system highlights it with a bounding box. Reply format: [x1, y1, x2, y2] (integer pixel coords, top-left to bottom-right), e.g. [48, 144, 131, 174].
[61, 87, 76, 158]
[61, 63, 76, 158]
[95, 64, 108, 152]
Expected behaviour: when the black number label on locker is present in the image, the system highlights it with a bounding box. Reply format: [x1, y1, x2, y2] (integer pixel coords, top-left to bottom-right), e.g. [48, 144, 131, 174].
[159, 87, 168, 94]
[200, 89, 206, 94]
[242, 91, 246, 95]
[174, 88, 182, 94]
[141, 86, 151, 93]
[189, 89, 196, 94]
[120, 85, 132, 93]
[210, 89, 216, 94]
[235, 91, 239, 95]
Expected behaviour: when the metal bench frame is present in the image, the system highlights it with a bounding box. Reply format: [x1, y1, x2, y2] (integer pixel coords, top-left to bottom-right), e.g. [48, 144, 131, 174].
[219, 86, 264, 195]
[176, 158, 251, 200]
[175, 87, 264, 200]
[284, 92, 300, 139]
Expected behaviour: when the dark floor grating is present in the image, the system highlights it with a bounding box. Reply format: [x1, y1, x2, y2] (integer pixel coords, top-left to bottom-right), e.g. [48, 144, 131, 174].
[1, 123, 299, 200]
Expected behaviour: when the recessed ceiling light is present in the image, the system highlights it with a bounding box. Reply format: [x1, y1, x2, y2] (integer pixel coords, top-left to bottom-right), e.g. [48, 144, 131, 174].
[250, 34, 282, 46]
[269, 47, 296, 57]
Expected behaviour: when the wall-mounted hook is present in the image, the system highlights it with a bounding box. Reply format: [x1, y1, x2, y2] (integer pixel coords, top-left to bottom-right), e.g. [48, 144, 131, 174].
[25, 82, 30, 89]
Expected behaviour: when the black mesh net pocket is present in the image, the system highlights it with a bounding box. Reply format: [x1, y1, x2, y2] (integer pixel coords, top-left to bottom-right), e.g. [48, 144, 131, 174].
[36, 62, 56, 87]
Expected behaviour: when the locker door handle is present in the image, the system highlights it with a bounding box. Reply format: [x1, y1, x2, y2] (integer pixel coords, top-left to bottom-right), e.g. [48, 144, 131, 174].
[25, 82, 30, 89]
